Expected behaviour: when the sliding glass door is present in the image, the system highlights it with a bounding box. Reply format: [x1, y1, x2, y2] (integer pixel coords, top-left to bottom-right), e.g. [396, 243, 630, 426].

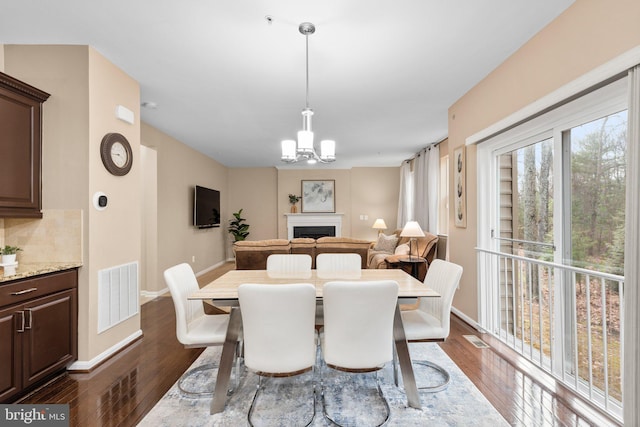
[476, 77, 627, 419]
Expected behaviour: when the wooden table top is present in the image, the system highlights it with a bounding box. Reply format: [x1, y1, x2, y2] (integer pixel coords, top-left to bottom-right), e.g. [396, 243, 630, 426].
[189, 269, 439, 300]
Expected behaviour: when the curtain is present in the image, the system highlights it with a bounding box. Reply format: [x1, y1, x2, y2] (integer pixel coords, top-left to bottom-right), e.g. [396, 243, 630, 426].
[397, 161, 413, 228]
[624, 65, 640, 426]
[413, 145, 440, 234]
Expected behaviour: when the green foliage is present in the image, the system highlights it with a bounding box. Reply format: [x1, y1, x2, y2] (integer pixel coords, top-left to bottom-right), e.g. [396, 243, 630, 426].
[569, 114, 626, 272]
[0, 245, 22, 255]
[288, 194, 300, 205]
[228, 209, 250, 241]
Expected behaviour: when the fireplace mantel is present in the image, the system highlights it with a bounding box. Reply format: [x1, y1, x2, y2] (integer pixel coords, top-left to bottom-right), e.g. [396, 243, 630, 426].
[285, 213, 344, 240]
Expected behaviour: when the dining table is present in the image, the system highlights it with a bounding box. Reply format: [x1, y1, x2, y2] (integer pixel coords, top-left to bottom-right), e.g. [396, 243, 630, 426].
[188, 268, 440, 415]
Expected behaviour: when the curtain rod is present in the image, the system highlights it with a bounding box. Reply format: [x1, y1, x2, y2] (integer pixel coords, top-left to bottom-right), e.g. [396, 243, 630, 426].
[403, 137, 446, 163]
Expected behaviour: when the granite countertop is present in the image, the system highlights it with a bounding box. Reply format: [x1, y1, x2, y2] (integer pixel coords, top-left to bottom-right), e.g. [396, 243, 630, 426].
[0, 262, 82, 283]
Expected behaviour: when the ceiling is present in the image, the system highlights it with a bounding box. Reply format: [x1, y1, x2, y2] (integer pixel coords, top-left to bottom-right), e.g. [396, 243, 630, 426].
[1, 1, 574, 169]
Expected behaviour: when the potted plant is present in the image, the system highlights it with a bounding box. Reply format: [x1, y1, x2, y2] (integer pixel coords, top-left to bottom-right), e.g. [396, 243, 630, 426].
[288, 194, 301, 213]
[228, 209, 250, 241]
[0, 245, 22, 264]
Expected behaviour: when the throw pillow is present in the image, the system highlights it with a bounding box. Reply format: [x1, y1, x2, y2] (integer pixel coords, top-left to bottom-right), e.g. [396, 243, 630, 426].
[373, 233, 398, 253]
[394, 243, 410, 255]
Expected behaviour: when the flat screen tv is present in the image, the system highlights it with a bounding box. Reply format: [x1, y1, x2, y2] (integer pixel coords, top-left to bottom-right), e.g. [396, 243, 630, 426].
[193, 185, 221, 228]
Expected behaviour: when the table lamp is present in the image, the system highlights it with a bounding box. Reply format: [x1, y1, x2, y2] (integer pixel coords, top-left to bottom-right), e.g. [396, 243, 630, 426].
[400, 221, 425, 261]
[372, 218, 387, 235]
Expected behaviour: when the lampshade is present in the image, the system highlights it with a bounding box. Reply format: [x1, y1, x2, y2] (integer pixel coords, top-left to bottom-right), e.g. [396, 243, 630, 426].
[372, 218, 387, 230]
[297, 130, 314, 153]
[320, 140, 335, 160]
[281, 140, 297, 161]
[400, 221, 425, 238]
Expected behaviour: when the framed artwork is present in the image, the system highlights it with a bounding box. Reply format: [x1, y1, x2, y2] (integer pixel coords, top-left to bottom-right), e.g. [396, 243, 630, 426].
[301, 180, 335, 213]
[454, 146, 467, 228]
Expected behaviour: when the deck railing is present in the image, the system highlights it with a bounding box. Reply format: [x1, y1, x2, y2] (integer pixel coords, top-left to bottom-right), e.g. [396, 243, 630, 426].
[476, 248, 624, 422]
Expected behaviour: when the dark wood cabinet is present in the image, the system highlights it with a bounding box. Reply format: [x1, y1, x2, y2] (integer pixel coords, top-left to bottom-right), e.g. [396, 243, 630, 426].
[0, 72, 50, 218]
[0, 269, 77, 402]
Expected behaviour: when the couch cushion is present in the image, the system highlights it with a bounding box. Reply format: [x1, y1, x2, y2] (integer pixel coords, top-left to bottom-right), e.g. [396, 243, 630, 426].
[290, 238, 317, 268]
[372, 233, 399, 253]
[233, 239, 291, 270]
[234, 239, 290, 250]
[290, 238, 316, 248]
[316, 237, 371, 248]
[394, 243, 411, 255]
[315, 237, 371, 268]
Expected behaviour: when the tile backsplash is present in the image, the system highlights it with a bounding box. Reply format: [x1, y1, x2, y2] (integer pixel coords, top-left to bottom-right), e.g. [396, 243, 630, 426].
[2, 210, 83, 263]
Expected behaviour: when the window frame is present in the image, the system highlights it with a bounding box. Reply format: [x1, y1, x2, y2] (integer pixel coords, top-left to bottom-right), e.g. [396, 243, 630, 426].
[476, 76, 628, 329]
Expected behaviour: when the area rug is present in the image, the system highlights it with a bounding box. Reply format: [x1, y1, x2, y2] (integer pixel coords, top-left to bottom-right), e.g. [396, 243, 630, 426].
[138, 343, 509, 426]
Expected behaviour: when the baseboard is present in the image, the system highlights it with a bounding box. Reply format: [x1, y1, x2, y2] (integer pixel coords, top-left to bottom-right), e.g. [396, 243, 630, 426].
[451, 307, 486, 333]
[141, 288, 169, 298]
[196, 259, 229, 277]
[68, 330, 143, 372]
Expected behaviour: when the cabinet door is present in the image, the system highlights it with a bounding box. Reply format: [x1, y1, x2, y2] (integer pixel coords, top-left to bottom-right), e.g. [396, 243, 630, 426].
[22, 289, 77, 388]
[0, 72, 49, 218]
[0, 305, 21, 402]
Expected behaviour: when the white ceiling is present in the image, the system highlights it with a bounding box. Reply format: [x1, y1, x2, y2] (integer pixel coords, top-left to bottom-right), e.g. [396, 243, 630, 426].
[1, 0, 574, 169]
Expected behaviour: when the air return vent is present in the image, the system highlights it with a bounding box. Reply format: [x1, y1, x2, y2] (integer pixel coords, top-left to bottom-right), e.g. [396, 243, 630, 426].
[98, 262, 139, 333]
[463, 335, 490, 349]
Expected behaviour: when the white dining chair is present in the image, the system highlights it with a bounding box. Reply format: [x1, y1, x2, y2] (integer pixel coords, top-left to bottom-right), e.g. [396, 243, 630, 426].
[266, 253, 312, 273]
[164, 263, 240, 397]
[238, 283, 317, 427]
[315, 253, 362, 272]
[398, 259, 463, 392]
[321, 280, 399, 427]
[314, 253, 362, 326]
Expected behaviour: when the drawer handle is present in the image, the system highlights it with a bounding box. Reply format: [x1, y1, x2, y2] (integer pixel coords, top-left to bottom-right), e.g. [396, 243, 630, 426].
[17, 311, 25, 333]
[10, 287, 38, 296]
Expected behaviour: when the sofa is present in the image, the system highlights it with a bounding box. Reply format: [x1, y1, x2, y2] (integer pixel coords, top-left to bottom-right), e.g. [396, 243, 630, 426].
[367, 229, 444, 281]
[233, 236, 372, 270]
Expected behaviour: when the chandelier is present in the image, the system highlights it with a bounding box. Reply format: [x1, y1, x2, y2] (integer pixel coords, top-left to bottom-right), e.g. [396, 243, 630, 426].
[281, 22, 336, 164]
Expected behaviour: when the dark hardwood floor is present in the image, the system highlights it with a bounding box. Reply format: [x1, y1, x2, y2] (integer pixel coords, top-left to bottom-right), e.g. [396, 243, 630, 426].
[17, 262, 620, 426]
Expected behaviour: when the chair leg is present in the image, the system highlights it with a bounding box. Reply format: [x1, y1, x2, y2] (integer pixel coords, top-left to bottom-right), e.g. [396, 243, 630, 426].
[177, 362, 218, 398]
[413, 360, 450, 393]
[247, 372, 316, 427]
[321, 365, 390, 427]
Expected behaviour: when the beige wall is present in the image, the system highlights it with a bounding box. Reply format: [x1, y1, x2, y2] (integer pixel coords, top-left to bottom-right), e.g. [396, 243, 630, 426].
[350, 167, 399, 241]
[448, 0, 640, 321]
[227, 168, 278, 245]
[226, 167, 399, 244]
[276, 169, 352, 238]
[276, 168, 399, 241]
[140, 145, 158, 296]
[5, 45, 142, 363]
[141, 122, 229, 276]
[87, 47, 141, 357]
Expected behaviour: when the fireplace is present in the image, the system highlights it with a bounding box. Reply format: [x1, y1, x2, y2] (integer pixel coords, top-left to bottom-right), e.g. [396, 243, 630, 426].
[285, 213, 343, 240]
[293, 226, 336, 239]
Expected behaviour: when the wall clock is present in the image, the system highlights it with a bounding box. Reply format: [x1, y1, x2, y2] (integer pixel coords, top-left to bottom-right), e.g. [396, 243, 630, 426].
[100, 133, 133, 176]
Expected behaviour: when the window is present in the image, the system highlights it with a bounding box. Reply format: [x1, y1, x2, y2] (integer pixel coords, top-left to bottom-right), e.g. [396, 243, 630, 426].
[476, 77, 627, 418]
[564, 111, 627, 274]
